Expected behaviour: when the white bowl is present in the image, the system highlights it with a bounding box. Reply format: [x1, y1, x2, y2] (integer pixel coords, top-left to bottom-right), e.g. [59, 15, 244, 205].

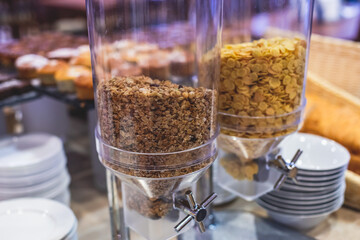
[279, 133, 350, 171]
[267, 210, 330, 230]
[296, 171, 345, 181]
[263, 188, 343, 205]
[256, 196, 344, 215]
[260, 195, 341, 211]
[285, 177, 342, 187]
[297, 166, 346, 176]
[280, 181, 342, 192]
[269, 184, 344, 200]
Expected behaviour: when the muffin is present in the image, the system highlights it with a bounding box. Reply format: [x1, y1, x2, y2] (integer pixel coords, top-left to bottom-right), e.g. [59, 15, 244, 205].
[47, 48, 79, 62]
[55, 66, 91, 93]
[74, 74, 94, 100]
[15, 54, 49, 80]
[70, 51, 91, 68]
[169, 50, 195, 77]
[123, 43, 158, 63]
[37, 60, 68, 86]
[111, 62, 142, 77]
[138, 51, 170, 80]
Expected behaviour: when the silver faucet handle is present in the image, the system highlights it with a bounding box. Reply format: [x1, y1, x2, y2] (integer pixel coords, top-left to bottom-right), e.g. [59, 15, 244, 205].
[272, 149, 303, 190]
[174, 191, 217, 233]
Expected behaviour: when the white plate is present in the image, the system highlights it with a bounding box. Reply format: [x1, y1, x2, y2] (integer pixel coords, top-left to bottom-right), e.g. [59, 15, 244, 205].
[0, 198, 76, 240]
[63, 219, 78, 240]
[0, 171, 70, 199]
[256, 196, 344, 215]
[0, 157, 66, 187]
[53, 189, 71, 206]
[0, 134, 65, 176]
[279, 133, 350, 171]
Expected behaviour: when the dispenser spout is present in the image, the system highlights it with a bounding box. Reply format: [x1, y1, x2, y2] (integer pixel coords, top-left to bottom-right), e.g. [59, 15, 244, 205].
[174, 191, 217, 233]
[270, 149, 303, 190]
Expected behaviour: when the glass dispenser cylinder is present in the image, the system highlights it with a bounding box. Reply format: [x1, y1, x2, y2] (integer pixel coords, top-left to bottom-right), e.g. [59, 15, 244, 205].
[87, 1, 222, 240]
[216, 0, 314, 200]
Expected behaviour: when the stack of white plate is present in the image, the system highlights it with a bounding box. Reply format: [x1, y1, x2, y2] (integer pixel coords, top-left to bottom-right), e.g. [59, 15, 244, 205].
[256, 133, 350, 230]
[0, 198, 77, 240]
[0, 133, 71, 205]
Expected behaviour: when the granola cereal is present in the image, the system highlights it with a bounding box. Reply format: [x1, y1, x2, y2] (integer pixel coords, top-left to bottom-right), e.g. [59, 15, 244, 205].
[219, 37, 306, 138]
[97, 75, 217, 218]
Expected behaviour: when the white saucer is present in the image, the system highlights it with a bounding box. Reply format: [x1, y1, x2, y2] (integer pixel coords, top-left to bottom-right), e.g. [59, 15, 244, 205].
[0, 198, 76, 240]
[0, 171, 70, 200]
[0, 134, 65, 177]
[0, 157, 66, 187]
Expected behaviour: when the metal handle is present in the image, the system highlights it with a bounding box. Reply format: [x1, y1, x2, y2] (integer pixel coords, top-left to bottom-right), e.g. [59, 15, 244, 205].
[270, 149, 303, 190]
[174, 190, 217, 233]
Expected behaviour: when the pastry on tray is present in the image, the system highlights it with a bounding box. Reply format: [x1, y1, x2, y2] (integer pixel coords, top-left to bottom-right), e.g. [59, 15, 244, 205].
[15, 54, 49, 80]
[70, 46, 91, 68]
[37, 60, 68, 86]
[55, 66, 91, 93]
[74, 74, 94, 100]
[111, 62, 142, 77]
[138, 51, 170, 80]
[169, 49, 195, 77]
[47, 48, 79, 62]
[0, 79, 32, 100]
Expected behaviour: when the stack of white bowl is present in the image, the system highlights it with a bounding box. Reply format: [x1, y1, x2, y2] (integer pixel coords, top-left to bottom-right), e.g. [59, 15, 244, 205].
[256, 133, 350, 230]
[0, 133, 71, 205]
[0, 198, 77, 240]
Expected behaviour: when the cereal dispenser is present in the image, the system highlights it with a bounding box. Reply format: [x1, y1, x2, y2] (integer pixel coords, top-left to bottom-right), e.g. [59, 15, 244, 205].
[86, 0, 222, 240]
[216, 0, 314, 201]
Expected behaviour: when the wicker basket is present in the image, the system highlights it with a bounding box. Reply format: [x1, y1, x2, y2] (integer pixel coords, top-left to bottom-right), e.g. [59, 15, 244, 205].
[306, 34, 360, 211]
[308, 34, 360, 99]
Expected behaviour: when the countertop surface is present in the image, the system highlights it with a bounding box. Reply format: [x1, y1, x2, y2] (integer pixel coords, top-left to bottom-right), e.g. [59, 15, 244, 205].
[69, 165, 360, 240]
[65, 117, 360, 240]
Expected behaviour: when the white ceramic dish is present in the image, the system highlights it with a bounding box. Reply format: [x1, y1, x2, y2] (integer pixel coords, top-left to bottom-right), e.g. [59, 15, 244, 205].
[296, 171, 345, 181]
[279, 133, 350, 171]
[0, 198, 76, 240]
[284, 177, 343, 187]
[0, 158, 66, 187]
[263, 190, 342, 206]
[297, 166, 347, 176]
[63, 219, 78, 240]
[267, 210, 330, 230]
[280, 181, 342, 192]
[53, 189, 71, 206]
[268, 183, 345, 200]
[0, 134, 65, 177]
[0, 171, 70, 200]
[256, 196, 344, 215]
[260, 195, 340, 211]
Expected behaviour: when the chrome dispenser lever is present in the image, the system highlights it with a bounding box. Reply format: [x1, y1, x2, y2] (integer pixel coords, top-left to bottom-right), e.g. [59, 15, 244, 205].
[174, 190, 217, 233]
[270, 149, 303, 190]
